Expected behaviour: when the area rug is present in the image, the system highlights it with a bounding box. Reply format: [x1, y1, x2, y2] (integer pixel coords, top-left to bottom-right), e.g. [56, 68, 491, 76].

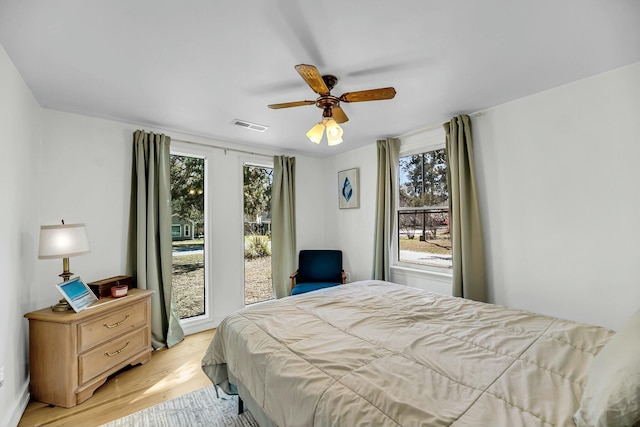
[99, 385, 258, 427]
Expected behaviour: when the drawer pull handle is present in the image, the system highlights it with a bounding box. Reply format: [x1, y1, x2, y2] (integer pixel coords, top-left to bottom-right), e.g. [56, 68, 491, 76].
[105, 341, 130, 357]
[103, 314, 130, 329]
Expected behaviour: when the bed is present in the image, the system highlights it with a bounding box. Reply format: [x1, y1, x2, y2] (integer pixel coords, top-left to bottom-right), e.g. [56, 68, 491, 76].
[201, 280, 640, 427]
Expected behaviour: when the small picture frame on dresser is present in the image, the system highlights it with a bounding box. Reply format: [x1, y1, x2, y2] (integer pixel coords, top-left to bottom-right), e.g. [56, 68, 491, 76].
[56, 276, 98, 312]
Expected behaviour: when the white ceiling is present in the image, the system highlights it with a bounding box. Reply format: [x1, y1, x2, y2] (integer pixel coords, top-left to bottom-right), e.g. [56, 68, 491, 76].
[1, 1, 639, 157]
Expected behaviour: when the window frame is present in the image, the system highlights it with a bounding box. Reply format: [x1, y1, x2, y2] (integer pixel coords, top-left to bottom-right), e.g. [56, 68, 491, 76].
[170, 143, 211, 334]
[392, 127, 452, 277]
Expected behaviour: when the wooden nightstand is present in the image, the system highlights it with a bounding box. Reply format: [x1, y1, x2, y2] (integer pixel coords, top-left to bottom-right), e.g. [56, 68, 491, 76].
[24, 288, 154, 407]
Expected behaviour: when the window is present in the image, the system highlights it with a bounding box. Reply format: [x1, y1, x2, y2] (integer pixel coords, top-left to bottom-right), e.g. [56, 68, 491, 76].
[170, 154, 206, 319]
[243, 163, 274, 305]
[397, 148, 452, 270]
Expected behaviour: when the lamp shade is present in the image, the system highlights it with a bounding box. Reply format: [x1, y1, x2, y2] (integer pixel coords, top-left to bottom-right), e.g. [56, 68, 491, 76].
[325, 119, 343, 146]
[38, 223, 91, 259]
[306, 122, 325, 144]
[327, 135, 343, 146]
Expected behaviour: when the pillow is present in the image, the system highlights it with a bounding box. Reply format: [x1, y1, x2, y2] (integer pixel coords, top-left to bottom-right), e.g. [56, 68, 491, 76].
[574, 308, 640, 427]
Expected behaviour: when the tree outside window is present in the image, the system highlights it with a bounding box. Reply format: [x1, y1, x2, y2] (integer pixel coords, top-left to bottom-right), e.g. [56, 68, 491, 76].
[398, 148, 452, 269]
[243, 165, 274, 305]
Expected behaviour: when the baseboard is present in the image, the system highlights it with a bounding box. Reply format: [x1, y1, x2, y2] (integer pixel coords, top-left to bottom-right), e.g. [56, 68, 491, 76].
[180, 316, 221, 336]
[3, 381, 30, 427]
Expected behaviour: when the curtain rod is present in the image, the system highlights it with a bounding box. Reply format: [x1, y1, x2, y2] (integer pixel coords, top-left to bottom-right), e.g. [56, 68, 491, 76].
[172, 138, 275, 158]
[397, 111, 484, 139]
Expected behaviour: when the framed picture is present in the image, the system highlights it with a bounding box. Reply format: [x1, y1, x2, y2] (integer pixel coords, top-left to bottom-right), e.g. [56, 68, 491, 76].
[56, 276, 98, 312]
[338, 168, 359, 209]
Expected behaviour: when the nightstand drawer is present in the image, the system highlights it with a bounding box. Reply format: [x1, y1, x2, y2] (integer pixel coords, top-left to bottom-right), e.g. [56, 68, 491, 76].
[79, 327, 149, 384]
[78, 299, 149, 352]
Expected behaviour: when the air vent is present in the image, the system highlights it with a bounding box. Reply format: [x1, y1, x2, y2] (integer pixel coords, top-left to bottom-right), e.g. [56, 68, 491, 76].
[233, 119, 268, 132]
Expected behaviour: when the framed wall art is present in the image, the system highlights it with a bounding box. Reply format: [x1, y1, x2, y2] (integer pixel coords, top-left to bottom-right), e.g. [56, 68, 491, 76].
[338, 168, 359, 209]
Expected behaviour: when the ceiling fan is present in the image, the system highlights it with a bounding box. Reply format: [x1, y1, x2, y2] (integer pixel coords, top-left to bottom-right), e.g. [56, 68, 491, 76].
[268, 64, 396, 146]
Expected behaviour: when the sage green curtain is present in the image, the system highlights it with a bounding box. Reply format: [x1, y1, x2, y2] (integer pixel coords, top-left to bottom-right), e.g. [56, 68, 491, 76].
[271, 156, 296, 298]
[372, 138, 400, 280]
[444, 115, 487, 302]
[128, 130, 184, 349]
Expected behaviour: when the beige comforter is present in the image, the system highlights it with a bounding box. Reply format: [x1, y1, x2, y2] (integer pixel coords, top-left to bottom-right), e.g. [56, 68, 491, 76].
[201, 280, 613, 427]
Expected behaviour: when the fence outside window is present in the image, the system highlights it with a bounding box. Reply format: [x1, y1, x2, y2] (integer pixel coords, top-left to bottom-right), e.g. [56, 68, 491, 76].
[397, 206, 452, 269]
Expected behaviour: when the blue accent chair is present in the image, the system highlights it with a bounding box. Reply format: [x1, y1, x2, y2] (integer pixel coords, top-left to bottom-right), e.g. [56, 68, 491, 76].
[290, 250, 346, 296]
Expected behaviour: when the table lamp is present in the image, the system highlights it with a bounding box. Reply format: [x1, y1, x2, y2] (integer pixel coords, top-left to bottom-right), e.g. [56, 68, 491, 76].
[38, 220, 91, 310]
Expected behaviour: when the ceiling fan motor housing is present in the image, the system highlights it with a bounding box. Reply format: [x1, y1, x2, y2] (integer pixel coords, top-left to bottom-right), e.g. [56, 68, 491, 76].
[316, 95, 341, 110]
[321, 74, 338, 92]
[316, 75, 341, 111]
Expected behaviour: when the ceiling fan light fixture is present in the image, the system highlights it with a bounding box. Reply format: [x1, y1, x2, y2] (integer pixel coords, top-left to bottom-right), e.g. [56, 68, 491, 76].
[270, 64, 396, 148]
[306, 117, 343, 145]
[306, 121, 325, 144]
[325, 118, 343, 137]
[327, 134, 343, 146]
[325, 118, 343, 146]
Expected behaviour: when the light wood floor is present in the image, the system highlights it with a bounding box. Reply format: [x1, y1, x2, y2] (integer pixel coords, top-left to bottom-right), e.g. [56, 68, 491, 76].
[18, 329, 216, 427]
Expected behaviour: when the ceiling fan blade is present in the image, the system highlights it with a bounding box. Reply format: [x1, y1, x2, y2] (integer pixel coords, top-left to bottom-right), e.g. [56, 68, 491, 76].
[268, 100, 315, 109]
[295, 64, 330, 95]
[340, 87, 396, 103]
[332, 106, 349, 124]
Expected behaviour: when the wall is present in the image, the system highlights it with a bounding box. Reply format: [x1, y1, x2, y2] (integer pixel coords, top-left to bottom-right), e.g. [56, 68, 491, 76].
[327, 62, 640, 331]
[295, 156, 331, 251]
[36, 111, 135, 305]
[0, 44, 42, 427]
[321, 144, 377, 282]
[472, 62, 640, 331]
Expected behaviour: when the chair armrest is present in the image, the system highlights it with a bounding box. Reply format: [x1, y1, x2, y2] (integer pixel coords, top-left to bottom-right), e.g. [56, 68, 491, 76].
[341, 270, 347, 284]
[290, 270, 299, 290]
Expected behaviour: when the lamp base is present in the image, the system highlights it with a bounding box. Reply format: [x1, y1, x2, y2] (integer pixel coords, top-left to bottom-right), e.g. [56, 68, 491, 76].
[52, 299, 72, 312]
[53, 261, 74, 311]
[59, 258, 73, 282]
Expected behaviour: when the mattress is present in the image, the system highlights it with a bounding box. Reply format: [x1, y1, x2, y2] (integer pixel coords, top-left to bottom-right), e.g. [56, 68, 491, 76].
[201, 280, 614, 427]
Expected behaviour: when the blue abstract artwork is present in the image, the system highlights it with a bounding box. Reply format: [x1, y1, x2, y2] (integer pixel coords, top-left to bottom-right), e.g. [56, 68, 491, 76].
[338, 168, 359, 208]
[342, 177, 353, 202]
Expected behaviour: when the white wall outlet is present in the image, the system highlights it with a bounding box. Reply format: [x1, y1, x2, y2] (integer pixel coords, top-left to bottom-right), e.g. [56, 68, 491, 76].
[345, 272, 351, 283]
[0, 366, 5, 388]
